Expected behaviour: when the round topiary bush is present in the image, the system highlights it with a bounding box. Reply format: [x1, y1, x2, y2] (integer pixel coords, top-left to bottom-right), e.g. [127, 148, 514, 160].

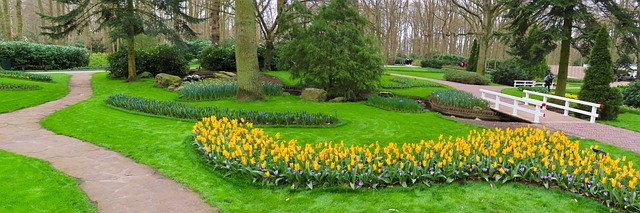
[147, 44, 188, 77]
[491, 60, 529, 85]
[420, 58, 444, 69]
[622, 81, 640, 108]
[443, 71, 490, 85]
[199, 46, 237, 71]
[107, 49, 150, 78]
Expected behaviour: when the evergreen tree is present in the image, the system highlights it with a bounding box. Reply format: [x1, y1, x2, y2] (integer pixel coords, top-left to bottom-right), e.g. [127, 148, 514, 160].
[235, 0, 264, 101]
[509, 24, 555, 79]
[279, 0, 383, 100]
[578, 26, 622, 120]
[504, 0, 640, 97]
[466, 39, 478, 72]
[40, 0, 202, 82]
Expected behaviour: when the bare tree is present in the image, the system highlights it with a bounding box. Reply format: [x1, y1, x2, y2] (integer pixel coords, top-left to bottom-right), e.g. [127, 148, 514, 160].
[451, 0, 507, 74]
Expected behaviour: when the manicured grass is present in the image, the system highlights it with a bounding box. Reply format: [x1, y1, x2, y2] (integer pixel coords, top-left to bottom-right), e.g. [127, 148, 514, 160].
[263, 71, 301, 86]
[385, 70, 447, 80]
[0, 150, 96, 213]
[379, 75, 451, 98]
[0, 74, 70, 113]
[39, 72, 620, 212]
[600, 113, 640, 133]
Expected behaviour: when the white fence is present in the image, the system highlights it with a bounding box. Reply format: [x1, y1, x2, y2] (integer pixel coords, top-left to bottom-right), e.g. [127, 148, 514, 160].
[480, 89, 546, 123]
[522, 90, 602, 123]
[513, 80, 553, 89]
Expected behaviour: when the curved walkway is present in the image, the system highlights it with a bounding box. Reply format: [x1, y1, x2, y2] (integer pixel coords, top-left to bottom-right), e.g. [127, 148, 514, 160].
[392, 73, 640, 154]
[0, 72, 217, 213]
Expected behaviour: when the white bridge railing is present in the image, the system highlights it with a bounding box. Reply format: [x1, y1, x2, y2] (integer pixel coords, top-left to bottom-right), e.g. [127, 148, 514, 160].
[522, 90, 603, 123]
[480, 89, 546, 123]
[513, 80, 553, 89]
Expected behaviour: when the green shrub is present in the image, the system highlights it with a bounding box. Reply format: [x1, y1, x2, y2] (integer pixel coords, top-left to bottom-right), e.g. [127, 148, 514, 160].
[0, 83, 41, 90]
[179, 80, 283, 101]
[0, 42, 89, 69]
[622, 105, 640, 115]
[147, 44, 188, 76]
[431, 89, 488, 108]
[107, 49, 149, 78]
[486, 58, 509, 70]
[365, 95, 423, 112]
[89, 53, 110, 67]
[199, 45, 279, 71]
[491, 60, 529, 85]
[185, 39, 212, 61]
[517, 86, 549, 93]
[420, 58, 444, 69]
[199, 46, 237, 71]
[0, 71, 52, 82]
[105, 94, 338, 126]
[622, 81, 640, 108]
[108, 44, 188, 78]
[443, 71, 490, 85]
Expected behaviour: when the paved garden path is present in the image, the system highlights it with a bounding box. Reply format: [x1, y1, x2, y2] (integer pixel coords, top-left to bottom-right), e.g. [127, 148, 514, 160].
[0, 71, 217, 213]
[392, 73, 640, 154]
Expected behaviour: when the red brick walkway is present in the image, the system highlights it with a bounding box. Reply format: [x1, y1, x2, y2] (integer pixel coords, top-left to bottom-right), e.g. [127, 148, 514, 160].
[0, 72, 217, 213]
[392, 73, 640, 153]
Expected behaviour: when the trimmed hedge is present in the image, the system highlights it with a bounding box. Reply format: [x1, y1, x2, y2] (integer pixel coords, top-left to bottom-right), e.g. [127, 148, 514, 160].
[420, 58, 444, 69]
[108, 44, 188, 78]
[443, 71, 490, 85]
[199, 45, 279, 71]
[0, 42, 89, 70]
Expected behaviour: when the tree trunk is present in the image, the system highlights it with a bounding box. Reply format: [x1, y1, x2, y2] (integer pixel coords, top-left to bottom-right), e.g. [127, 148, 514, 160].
[210, 0, 221, 45]
[476, 37, 488, 74]
[15, 0, 22, 40]
[235, 0, 263, 101]
[126, 0, 137, 82]
[262, 36, 274, 71]
[1, 0, 10, 40]
[555, 15, 573, 97]
[37, 0, 48, 43]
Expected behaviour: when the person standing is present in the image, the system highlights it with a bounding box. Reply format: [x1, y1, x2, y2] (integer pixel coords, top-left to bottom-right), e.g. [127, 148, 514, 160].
[544, 73, 554, 91]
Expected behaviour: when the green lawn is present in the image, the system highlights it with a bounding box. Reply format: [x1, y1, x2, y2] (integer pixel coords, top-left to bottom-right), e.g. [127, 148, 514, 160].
[263, 71, 300, 86]
[379, 75, 451, 98]
[0, 74, 70, 113]
[37, 72, 625, 212]
[600, 112, 640, 133]
[0, 150, 96, 213]
[385, 70, 447, 80]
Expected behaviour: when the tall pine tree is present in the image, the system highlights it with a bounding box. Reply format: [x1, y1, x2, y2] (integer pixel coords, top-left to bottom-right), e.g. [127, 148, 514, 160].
[509, 24, 555, 79]
[466, 39, 478, 72]
[504, 0, 640, 97]
[578, 26, 622, 120]
[40, 0, 202, 82]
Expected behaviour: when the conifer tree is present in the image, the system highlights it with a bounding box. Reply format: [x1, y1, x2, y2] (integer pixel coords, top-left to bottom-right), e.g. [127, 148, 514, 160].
[578, 26, 622, 120]
[466, 39, 478, 72]
[40, 0, 202, 82]
[279, 0, 383, 100]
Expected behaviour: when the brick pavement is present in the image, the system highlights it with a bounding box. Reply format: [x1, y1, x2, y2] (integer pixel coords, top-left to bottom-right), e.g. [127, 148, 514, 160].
[0, 72, 217, 213]
[393, 73, 640, 153]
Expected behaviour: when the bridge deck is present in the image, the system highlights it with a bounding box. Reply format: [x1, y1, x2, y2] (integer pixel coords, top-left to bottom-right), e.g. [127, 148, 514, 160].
[490, 104, 586, 124]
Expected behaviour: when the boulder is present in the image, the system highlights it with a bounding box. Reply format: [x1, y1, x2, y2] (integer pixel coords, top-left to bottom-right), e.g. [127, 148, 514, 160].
[301, 88, 327, 101]
[219, 71, 236, 77]
[329, 97, 347, 102]
[139, 72, 153, 78]
[155, 73, 182, 89]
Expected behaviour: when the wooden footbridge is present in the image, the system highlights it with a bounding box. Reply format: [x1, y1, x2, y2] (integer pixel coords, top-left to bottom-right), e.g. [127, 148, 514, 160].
[480, 89, 602, 124]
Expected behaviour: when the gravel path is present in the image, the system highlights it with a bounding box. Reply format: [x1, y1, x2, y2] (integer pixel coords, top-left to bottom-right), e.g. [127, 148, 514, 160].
[0, 72, 217, 213]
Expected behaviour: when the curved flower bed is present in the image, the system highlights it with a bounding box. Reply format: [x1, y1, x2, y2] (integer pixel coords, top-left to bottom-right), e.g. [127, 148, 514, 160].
[0, 83, 41, 90]
[193, 116, 639, 210]
[106, 94, 339, 126]
[0, 71, 52, 82]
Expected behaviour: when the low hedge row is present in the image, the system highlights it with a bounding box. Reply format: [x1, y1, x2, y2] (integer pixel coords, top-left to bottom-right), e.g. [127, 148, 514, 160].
[0, 42, 89, 69]
[0, 83, 41, 90]
[0, 71, 52, 82]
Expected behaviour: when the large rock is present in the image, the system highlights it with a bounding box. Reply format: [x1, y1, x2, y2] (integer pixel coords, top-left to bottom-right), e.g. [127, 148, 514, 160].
[329, 97, 347, 102]
[301, 88, 327, 101]
[154, 73, 182, 89]
[139, 72, 153, 78]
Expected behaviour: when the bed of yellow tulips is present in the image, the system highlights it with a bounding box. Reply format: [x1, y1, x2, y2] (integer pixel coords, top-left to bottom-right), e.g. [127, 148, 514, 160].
[193, 116, 639, 210]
